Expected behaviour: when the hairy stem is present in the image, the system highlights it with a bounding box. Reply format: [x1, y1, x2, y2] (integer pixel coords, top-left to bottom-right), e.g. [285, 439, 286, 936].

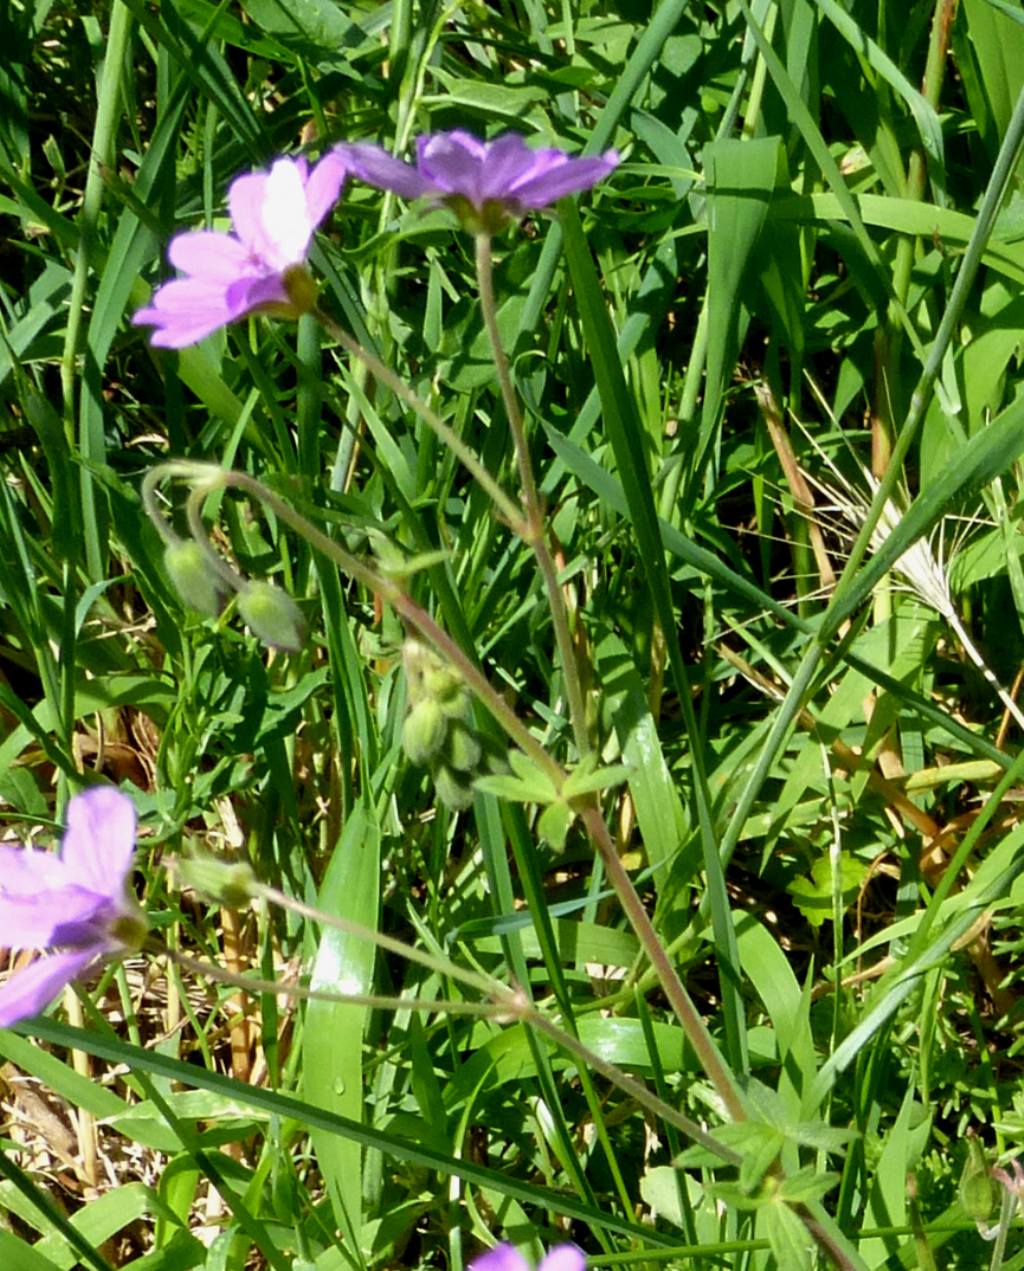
[160, 946, 503, 1018]
[158, 464, 747, 1135]
[314, 307, 528, 535]
[160, 944, 738, 1165]
[580, 804, 747, 1123]
[475, 233, 592, 758]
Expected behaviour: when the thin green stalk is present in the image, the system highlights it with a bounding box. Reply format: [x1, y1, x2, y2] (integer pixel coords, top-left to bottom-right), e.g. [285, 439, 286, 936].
[61, 0, 133, 581]
[475, 233, 592, 758]
[182, 467, 561, 777]
[148, 461, 555, 771]
[214, 469, 562, 782]
[185, 485, 247, 594]
[141, 462, 225, 544]
[255, 882, 499, 998]
[313, 307, 528, 535]
[893, 0, 957, 305]
[523, 1009, 740, 1164]
[164, 942, 739, 1166]
[879, 0, 957, 471]
[160, 464, 751, 1130]
[162, 946, 502, 1018]
[987, 1174, 1021, 1271]
[579, 804, 747, 1123]
[60, 0, 132, 427]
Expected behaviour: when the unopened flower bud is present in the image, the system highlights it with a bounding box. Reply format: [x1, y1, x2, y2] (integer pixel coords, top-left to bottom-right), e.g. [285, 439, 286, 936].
[176, 854, 257, 909]
[401, 698, 448, 766]
[238, 581, 306, 652]
[434, 764, 475, 811]
[446, 721, 481, 773]
[164, 540, 226, 617]
[960, 1136, 998, 1224]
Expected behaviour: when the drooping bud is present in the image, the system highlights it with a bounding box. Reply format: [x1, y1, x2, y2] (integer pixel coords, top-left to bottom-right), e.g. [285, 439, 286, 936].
[401, 698, 448, 766]
[164, 540, 226, 617]
[175, 854, 258, 909]
[238, 581, 306, 652]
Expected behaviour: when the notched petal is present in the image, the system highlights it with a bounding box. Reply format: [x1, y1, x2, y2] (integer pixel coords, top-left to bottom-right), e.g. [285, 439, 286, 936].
[0, 949, 97, 1028]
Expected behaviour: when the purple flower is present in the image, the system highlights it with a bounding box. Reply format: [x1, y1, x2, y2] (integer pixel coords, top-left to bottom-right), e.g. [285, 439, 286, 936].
[469, 1245, 585, 1271]
[133, 153, 347, 349]
[337, 130, 618, 233]
[0, 788, 144, 1027]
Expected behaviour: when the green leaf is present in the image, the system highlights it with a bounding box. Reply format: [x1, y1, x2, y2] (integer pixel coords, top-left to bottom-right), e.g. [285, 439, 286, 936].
[763, 1199, 815, 1271]
[596, 631, 689, 897]
[640, 1166, 698, 1230]
[474, 750, 559, 804]
[562, 761, 630, 799]
[18, 1020, 673, 1246]
[788, 853, 869, 929]
[304, 801, 380, 1250]
[962, 0, 1024, 158]
[537, 799, 573, 851]
[0, 1229, 61, 1271]
[697, 136, 781, 476]
[237, 0, 364, 61]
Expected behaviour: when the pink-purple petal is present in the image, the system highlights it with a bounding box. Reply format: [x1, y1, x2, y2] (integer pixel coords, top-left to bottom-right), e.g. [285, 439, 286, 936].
[511, 152, 620, 207]
[467, 1246, 529, 1271]
[339, 143, 435, 199]
[0, 846, 69, 893]
[345, 130, 618, 216]
[0, 884, 111, 949]
[226, 273, 289, 314]
[537, 1246, 586, 1271]
[147, 316, 234, 349]
[167, 231, 251, 279]
[304, 151, 349, 229]
[475, 134, 549, 202]
[134, 277, 234, 315]
[257, 159, 313, 269]
[61, 787, 137, 889]
[228, 171, 272, 250]
[439, 130, 489, 161]
[133, 279, 238, 346]
[0, 948, 97, 1028]
[418, 133, 490, 200]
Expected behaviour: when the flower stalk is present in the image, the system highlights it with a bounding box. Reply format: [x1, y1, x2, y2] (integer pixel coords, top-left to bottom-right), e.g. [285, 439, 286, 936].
[160, 929, 738, 1163]
[312, 307, 528, 534]
[157, 462, 747, 1124]
[474, 232, 592, 759]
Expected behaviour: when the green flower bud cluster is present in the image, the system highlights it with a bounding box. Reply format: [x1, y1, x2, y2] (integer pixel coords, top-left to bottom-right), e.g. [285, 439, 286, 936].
[401, 641, 482, 811]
